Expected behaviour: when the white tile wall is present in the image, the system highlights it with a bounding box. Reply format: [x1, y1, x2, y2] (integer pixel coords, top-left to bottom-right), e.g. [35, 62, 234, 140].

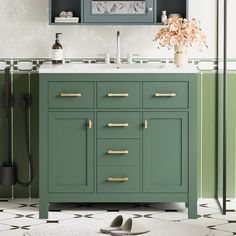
[0, 0, 217, 59]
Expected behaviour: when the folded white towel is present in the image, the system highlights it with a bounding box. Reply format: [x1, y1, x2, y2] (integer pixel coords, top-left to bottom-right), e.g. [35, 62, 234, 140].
[55, 17, 79, 23]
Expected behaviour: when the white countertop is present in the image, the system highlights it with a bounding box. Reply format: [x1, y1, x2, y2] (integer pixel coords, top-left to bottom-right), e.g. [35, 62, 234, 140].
[39, 63, 198, 74]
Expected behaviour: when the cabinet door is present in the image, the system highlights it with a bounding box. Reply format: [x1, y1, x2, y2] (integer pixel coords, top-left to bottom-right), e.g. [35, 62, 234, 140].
[48, 112, 93, 193]
[143, 112, 188, 193]
[84, 0, 154, 23]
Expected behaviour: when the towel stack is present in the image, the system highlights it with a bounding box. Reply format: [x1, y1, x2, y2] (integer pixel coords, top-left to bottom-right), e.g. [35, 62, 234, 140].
[55, 17, 79, 23]
[55, 11, 79, 23]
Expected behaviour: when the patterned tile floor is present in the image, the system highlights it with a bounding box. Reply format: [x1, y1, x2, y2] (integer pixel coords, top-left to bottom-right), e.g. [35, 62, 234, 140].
[0, 198, 235, 235]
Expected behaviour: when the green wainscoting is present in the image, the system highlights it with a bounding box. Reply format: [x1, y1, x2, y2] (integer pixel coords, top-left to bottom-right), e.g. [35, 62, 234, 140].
[217, 71, 224, 201]
[30, 73, 39, 198]
[0, 72, 38, 198]
[13, 74, 31, 197]
[198, 71, 236, 198]
[198, 72, 217, 198]
[0, 70, 235, 198]
[0, 72, 11, 198]
[216, 72, 236, 199]
[226, 73, 236, 198]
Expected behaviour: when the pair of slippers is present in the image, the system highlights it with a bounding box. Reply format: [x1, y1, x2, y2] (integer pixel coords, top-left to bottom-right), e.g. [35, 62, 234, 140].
[100, 215, 150, 235]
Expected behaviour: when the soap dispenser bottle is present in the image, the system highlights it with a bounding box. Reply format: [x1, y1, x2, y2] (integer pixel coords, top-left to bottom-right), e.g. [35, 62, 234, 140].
[52, 33, 63, 64]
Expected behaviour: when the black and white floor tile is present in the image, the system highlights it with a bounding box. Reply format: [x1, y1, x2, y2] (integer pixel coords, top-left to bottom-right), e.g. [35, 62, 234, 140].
[0, 199, 235, 235]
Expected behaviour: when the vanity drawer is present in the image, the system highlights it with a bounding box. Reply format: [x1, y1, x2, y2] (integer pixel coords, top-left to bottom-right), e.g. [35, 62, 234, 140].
[97, 112, 140, 138]
[97, 167, 140, 193]
[97, 82, 140, 108]
[97, 139, 140, 166]
[48, 82, 94, 108]
[143, 82, 189, 109]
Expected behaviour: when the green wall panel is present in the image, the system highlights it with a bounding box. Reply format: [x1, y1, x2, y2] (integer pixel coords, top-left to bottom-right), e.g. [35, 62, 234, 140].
[217, 72, 224, 200]
[0, 72, 11, 198]
[197, 73, 202, 197]
[199, 71, 236, 198]
[201, 72, 216, 197]
[13, 73, 30, 197]
[217, 72, 236, 199]
[0, 72, 39, 198]
[226, 73, 236, 198]
[12, 73, 39, 198]
[30, 73, 39, 198]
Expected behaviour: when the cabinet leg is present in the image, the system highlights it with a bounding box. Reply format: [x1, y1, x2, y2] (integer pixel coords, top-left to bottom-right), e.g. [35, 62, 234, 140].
[39, 200, 48, 219]
[188, 200, 197, 219]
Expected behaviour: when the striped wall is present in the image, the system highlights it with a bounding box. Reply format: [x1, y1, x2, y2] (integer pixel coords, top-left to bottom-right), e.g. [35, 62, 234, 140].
[225, 73, 236, 198]
[198, 72, 217, 198]
[198, 71, 236, 198]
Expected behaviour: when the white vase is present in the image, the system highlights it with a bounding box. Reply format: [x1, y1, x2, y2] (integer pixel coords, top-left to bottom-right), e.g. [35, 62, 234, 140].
[174, 45, 188, 67]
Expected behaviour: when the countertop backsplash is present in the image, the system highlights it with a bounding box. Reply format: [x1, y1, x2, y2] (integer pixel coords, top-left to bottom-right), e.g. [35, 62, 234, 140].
[0, 58, 219, 72]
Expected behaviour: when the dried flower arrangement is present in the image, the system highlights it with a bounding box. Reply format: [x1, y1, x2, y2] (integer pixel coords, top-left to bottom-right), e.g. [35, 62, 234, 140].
[155, 17, 208, 51]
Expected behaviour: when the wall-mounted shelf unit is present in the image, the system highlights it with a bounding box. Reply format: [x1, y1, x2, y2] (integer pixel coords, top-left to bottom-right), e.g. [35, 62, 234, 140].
[156, 0, 187, 23]
[50, 0, 83, 24]
[49, 0, 187, 25]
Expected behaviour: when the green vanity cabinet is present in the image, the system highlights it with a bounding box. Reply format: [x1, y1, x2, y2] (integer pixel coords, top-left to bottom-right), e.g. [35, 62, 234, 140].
[143, 112, 188, 193]
[39, 73, 197, 219]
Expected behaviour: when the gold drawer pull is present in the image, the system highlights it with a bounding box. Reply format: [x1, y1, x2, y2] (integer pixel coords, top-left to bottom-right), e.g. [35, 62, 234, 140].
[108, 150, 129, 155]
[107, 93, 129, 97]
[59, 92, 81, 97]
[107, 177, 129, 182]
[144, 120, 148, 129]
[108, 123, 129, 127]
[155, 92, 176, 97]
[88, 120, 93, 129]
